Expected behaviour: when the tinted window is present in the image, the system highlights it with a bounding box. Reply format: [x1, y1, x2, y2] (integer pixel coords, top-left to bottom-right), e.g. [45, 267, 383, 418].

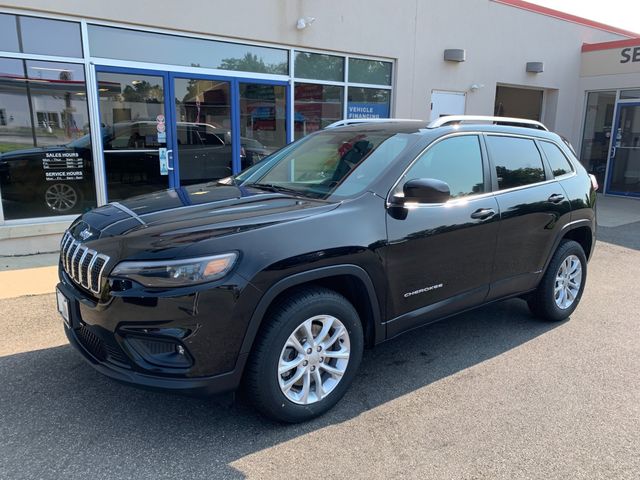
[19, 16, 83, 57]
[486, 136, 545, 189]
[402, 135, 484, 198]
[294, 83, 344, 140]
[0, 58, 96, 219]
[0, 14, 19, 52]
[348, 58, 392, 86]
[294, 51, 344, 82]
[89, 25, 288, 74]
[347, 87, 391, 119]
[540, 141, 573, 177]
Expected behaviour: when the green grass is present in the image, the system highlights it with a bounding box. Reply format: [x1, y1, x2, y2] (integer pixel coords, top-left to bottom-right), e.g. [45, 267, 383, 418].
[0, 143, 33, 153]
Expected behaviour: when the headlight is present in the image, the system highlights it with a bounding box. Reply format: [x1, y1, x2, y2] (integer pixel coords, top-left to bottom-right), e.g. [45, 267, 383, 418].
[110, 253, 238, 288]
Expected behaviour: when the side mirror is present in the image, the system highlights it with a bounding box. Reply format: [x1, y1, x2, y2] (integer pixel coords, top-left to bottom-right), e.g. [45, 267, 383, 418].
[400, 178, 451, 204]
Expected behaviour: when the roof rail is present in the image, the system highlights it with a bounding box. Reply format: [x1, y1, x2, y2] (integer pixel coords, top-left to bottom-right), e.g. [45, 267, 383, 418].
[324, 118, 424, 129]
[428, 115, 549, 131]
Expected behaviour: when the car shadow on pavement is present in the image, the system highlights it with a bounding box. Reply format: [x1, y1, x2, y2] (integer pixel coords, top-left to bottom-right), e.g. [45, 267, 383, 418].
[0, 298, 562, 479]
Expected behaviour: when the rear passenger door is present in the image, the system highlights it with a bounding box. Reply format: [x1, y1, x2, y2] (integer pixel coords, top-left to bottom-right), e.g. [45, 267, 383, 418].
[484, 134, 571, 300]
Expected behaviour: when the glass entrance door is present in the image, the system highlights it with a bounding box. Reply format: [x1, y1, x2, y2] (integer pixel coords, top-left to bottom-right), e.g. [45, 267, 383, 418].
[96, 69, 173, 201]
[172, 76, 233, 185]
[608, 102, 640, 196]
[96, 68, 289, 202]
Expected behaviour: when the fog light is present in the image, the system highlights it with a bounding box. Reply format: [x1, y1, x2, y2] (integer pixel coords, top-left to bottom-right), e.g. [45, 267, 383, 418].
[123, 336, 192, 369]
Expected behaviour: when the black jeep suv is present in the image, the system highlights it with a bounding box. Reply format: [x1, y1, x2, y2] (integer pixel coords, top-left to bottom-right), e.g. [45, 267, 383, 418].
[56, 116, 597, 422]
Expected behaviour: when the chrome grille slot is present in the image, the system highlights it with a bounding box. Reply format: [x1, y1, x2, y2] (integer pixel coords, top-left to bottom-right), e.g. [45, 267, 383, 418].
[59, 232, 110, 295]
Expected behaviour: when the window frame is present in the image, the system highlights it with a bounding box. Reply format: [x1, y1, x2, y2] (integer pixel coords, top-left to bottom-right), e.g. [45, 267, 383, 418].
[386, 132, 492, 206]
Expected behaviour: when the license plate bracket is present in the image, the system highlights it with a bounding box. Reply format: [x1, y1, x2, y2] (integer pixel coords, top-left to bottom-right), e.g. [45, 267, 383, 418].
[56, 288, 70, 328]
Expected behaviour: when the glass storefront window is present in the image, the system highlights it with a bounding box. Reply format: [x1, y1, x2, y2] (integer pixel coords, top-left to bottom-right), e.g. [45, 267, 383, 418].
[294, 83, 344, 140]
[579, 91, 616, 187]
[620, 89, 640, 100]
[294, 52, 344, 82]
[88, 25, 288, 75]
[0, 58, 95, 219]
[240, 83, 286, 168]
[347, 87, 390, 119]
[0, 14, 19, 53]
[19, 16, 83, 58]
[348, 58, 392, 86]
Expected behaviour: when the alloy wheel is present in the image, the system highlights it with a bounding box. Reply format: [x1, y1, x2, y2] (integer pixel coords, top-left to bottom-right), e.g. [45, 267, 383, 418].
[45, 183, 78, 212]
[278, 315, 350, 405]
[554, 254, 582, 309]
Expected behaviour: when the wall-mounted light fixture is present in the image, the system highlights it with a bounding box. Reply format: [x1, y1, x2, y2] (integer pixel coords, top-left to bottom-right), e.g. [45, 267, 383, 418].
[444, 49, 466, 62]
[296, 17, 316, 30]
[469, 83, 485, 92]
[526, 62, 544, 73]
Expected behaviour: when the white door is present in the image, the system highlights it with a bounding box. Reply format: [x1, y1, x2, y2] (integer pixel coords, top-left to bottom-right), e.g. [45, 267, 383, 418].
[430, 90, 466, 121]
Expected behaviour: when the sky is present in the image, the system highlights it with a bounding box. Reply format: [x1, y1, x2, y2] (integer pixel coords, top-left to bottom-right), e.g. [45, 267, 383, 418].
[526, 0, 640, 34]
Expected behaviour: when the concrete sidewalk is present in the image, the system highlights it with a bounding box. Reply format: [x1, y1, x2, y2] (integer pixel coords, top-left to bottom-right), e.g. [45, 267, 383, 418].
[0, 193, 638, 299]
[0, 253, 59, 299]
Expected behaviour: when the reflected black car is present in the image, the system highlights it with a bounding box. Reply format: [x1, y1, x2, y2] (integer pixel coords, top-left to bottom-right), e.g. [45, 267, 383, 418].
[56, 117, 597, 423]
[0, 121, 273, 217]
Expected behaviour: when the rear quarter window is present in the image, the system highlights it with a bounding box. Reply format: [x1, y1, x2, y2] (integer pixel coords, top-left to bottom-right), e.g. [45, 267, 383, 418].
[539, 141, 574, 177]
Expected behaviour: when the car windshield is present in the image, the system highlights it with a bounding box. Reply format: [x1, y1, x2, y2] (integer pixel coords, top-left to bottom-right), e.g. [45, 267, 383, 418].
[235, 129, 416, 199]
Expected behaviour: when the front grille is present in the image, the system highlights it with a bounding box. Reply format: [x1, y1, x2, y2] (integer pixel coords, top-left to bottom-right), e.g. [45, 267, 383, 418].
[60, 232, 110, 295]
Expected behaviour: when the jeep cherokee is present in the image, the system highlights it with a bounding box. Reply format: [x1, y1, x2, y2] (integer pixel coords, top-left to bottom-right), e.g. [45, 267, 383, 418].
[56, 115, 597, 422]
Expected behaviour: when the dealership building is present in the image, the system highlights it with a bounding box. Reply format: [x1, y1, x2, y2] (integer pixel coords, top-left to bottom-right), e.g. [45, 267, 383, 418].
[0, 0, 639, 255]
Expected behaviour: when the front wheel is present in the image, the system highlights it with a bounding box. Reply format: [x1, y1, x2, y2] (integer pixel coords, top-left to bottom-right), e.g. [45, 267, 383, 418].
[528, 239, 587, 321]
[244, 287, 363, 423]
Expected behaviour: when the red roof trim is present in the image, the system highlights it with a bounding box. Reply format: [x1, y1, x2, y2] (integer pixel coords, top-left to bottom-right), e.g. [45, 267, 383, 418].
[492, 0, 640, 38]
[582, 38, 640, 53]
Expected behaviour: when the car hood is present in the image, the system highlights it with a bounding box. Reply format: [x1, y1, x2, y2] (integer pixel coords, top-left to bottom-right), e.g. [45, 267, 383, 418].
[74, 183, 340, 260]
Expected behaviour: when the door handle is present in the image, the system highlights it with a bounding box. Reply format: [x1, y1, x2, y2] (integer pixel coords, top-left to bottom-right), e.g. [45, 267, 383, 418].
[470, 208, 496, 220]
[548, 193, 565, 204]
[166, 149, 174, 171]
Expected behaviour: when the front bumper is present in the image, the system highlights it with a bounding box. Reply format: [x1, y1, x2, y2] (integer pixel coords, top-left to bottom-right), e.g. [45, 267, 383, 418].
[57, 274, 260, 396]
[64, 323, 246, 395]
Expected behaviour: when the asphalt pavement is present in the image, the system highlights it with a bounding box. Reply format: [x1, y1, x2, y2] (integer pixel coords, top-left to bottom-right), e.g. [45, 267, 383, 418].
[1, 237, 639, 479]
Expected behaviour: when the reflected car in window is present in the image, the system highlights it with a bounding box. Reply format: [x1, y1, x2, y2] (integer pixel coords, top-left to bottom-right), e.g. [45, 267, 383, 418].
[0, 121, 273, 215]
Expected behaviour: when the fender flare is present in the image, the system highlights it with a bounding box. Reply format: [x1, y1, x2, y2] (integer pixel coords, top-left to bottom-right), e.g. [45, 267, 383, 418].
[541, 218, 594, 275]
[238, 264, 384, 358]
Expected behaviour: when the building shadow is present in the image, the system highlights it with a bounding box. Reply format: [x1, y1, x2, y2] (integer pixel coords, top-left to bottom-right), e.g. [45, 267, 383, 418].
[597, 221, 640, 251]
[0, 298, 562, 479]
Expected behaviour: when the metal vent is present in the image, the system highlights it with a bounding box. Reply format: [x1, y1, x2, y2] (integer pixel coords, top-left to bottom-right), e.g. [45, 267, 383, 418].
[60, 232, 110, 295]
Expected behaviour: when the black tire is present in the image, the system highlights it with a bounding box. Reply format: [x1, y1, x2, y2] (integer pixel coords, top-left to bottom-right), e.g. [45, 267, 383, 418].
[527, 239, 587, 321]
[244, 287, 363, 423]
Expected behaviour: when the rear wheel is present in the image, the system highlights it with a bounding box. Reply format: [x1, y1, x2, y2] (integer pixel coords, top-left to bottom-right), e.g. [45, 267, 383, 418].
[528, 239, 587, 321]
[245, 287, 363, 423]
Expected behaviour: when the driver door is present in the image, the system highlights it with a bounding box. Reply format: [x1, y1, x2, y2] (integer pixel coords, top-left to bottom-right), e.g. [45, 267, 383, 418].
[384, 134, 500, 337]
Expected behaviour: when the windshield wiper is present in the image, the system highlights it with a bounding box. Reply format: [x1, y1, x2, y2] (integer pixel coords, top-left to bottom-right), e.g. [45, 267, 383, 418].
[247, 183, 306, 197]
